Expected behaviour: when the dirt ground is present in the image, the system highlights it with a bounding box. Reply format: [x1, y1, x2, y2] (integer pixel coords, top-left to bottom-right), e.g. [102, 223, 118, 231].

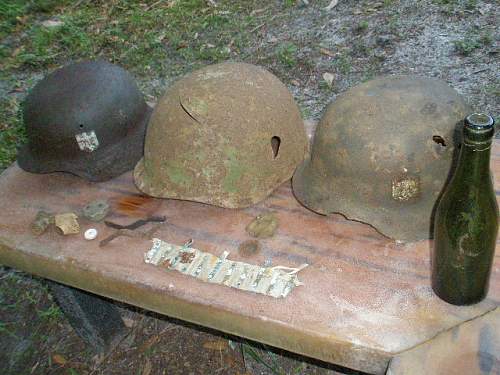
[0, 0, 499, 374]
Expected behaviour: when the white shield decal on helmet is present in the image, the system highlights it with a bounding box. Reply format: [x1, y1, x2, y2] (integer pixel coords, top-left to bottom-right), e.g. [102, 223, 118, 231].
[75, 130, 99, 152]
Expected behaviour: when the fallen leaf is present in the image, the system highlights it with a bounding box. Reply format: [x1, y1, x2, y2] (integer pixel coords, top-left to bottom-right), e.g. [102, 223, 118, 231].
[203, 339, 229, 351]
[52, 354, 67, 366]
[291, 79, 301, 86]
[223, 353, 238, 367]
[11, 46, 24, 57]
[122, 317, 136, 328]
[138, 335, 160, 353]
[322, 72, 335, 87]
[250, 8, 267, 15]
[16, 15, 29, 25]
[91, 353, 105, 365]
[324, 0, 338, 10]
[142, 359, 152, 375]
[319, 47, 335, 57]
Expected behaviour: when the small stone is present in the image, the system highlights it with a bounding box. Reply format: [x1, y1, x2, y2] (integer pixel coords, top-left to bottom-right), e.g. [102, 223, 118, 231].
[245, 213, 279, 239]
[55, 213, 80, 235]
[31, 210, 54, 235]
[41, 19, 64, 28]
[82, 200, 109, 222]
[84, 228, 98, 240]
[376, 35, 392, 47]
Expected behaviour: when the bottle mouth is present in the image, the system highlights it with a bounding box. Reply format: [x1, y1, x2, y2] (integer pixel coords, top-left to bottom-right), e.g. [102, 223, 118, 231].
[465, 113, 494, 130]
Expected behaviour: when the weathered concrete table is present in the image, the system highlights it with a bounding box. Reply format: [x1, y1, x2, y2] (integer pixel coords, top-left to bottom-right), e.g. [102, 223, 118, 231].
[0, 141, 499, 374]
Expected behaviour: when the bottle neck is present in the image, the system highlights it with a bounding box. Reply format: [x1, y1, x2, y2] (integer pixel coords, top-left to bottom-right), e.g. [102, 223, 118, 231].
[454, 132, 492, 179]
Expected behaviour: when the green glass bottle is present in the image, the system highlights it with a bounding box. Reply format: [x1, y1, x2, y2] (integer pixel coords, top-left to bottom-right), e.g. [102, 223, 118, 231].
[432, 113, 498, 305]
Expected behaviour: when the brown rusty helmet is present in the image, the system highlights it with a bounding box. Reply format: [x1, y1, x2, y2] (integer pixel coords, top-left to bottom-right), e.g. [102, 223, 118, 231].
[293, 76, 471, 241]
[17, 60, 151, 182]
[134, 62, 307, 208]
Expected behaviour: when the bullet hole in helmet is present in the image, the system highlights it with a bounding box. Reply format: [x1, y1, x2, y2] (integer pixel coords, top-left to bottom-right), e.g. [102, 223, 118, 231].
[432, 135, 446, 147]
[271, 136, 281, 159]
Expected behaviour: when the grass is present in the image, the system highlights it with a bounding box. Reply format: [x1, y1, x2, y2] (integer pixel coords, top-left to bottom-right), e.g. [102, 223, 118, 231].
[2, 0, 262, 75]
[453, 38, 480, 56]
[0, 0, 68, 39]
[433, 0, 479, 13]
[485, 84, 500, 99]
[453, 32, 493, 56]
[276, 42, 298, 67]
[354, 20, 369, 34]
[334, 53, 352, 74]
[0, 95, 25, 170]
[0, 269, 71, 373]
[241, 342, 306, 375]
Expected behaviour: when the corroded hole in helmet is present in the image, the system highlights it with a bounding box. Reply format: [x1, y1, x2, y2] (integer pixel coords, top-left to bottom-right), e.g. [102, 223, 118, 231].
[433, 135, 446, 147]
[292, 75, 472, 242]
[271, 136, 281, 159]
[134, 62, 307, 208]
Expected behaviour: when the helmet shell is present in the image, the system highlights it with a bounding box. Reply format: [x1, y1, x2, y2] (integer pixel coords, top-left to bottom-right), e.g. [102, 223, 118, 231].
[134, 62, 307, 208]
[293, 76, 471, 241]
[18, 60, 150, 182]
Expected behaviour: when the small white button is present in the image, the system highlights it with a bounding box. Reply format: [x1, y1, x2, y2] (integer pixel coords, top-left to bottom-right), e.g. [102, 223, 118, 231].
[84, 228, 98, 240]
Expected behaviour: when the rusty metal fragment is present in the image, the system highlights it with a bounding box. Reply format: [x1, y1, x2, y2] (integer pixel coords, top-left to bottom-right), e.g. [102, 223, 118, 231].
[82, 200, 110, 222]
[54, 213, 80, 235]
[104, 216, 165, 230]
[246, 213, 279, 239]
[99, 224, 162, 247]
[31, 210, 54, 235]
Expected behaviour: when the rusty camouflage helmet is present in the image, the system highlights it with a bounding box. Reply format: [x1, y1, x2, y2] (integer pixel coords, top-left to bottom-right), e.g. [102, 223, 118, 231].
[17, 60, 151, 182]
[134, 62, 307, 208]
[293, 76, 471, 241]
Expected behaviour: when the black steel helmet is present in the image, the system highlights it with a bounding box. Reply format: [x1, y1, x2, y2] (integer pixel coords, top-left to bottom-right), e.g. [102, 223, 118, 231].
[17, 60, 151, 182]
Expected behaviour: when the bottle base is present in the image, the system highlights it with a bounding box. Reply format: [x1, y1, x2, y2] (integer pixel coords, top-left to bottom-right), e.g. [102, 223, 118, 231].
[431, 284, 487, 306]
